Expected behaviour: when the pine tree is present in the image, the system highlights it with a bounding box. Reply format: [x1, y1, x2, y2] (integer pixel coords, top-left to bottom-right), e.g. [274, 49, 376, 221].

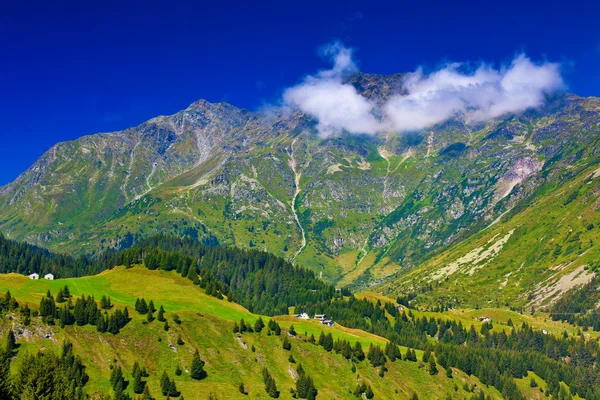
[157, 305, 166, 322]
[133, 369, 144, 394]
[164, 320, 170, 331]
[322, 333, 333, 352]
[282, 336, 291, 350]
[429, 354, 438, 375]
[365, 386, 374, 399]
[148, 300, 156, 314]
[296, 372, 317, 399]
[353, 341, 364, 361]
[160, 371, 170, 396]
[146, 311, 154, 323]
[56, 288, 65, 303]
[262, 368, 279, 398]
[238, 382, 246, 394]
[110, 364, 129, 397]
[190, 349, 205, 380]
[100, 295, 112, 309]
[108, 313, 119, 334]
[168, 378, 179, 397]
[0, 348, 11, 398]
[405, 348, 417, 362]
[73, 297, 87, 326]
[5, 329, 16, 354]
[136, 298, 148, 314]
[132, 361, 141, 378]
[114, 379, 130, 400]
[530, 378, 538, 388]
[254, 317, 265, 332]
[96, 313, 108, 333]
[140, 384, 154, 400]
[423, 347, 431, 363]
[187, 264, 199, 284]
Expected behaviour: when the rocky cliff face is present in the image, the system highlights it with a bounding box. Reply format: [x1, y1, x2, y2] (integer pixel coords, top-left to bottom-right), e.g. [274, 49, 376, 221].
[1, 74, 599, 293]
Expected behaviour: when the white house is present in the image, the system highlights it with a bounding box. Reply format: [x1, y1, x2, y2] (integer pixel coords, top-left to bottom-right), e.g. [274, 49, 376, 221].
[314, 314, 327, 321]
[320, 319, 334, 327]
[296, 312, 310, 319]
[44, 273, 54, 280]
[28, 273, 39, 280]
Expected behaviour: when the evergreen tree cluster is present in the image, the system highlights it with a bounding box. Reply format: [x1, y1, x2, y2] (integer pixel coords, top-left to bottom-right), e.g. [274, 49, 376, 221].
[65, 294, 129, 334]
[110, 364, 130, 400]
[268, 319, 281, 335]
[131, 361, 149, 395]
[0, 336, 88, 400]
[160, 371, 179, 397]
[56, 285, 71, 303]
[262, 368, 279, 398]
[295, 363, 317, 399]
[367, 344, 386, 367]
[36, 289, 131, 334]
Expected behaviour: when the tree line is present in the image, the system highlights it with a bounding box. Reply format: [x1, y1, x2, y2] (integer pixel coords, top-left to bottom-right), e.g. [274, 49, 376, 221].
[109, 235, 346, 316]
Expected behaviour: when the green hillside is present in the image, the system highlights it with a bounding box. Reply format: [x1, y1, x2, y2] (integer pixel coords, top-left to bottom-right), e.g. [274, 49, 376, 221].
[0, 267, 501, 399]
[380, 156, 600, 309]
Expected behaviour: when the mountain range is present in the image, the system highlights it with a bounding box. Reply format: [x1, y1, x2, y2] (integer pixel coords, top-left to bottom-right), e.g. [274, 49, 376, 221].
[1, 72, 599, 307]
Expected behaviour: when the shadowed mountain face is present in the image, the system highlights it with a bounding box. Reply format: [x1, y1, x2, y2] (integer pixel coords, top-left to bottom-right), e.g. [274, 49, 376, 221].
[1, 73, 599, 300]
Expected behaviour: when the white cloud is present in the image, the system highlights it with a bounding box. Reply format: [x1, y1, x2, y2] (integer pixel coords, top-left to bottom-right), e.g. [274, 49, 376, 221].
[282, 42, 382, 136]
[283, 43, 565, 136]
[386, 55, 564, 131]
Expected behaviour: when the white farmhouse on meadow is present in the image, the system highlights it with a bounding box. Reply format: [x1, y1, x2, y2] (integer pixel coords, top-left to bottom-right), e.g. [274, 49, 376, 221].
[44, 273, 54, 280]
[28, 273, 39, 280]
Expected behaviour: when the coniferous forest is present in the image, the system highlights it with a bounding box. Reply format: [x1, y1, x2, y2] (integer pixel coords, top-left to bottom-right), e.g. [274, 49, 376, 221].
[0, 234, 600, 399]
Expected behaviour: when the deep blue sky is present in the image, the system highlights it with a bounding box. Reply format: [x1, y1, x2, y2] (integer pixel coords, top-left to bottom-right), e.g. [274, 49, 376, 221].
[1, 0, 598, 185]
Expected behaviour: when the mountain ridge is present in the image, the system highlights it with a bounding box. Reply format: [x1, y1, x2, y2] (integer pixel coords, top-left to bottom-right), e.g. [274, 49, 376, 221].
[1, 73, 599, 303]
